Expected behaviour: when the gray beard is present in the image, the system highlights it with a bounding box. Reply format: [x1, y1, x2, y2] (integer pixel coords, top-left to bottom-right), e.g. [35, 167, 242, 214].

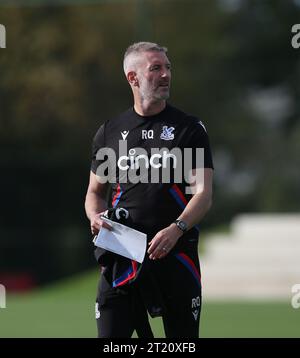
[140, 88, 170, 101]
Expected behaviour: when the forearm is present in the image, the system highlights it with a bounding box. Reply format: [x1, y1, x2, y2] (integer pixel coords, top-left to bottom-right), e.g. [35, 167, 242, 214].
[177, 191, 212, 231]
[148, 191, 212, 260]
[85, 191, 108, 220]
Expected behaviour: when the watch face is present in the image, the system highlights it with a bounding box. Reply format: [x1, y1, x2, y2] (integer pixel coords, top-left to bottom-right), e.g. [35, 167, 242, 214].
[177, 220, 187, 231]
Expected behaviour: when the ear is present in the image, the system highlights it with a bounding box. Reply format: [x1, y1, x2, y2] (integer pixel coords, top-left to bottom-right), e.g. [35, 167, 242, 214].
[127, 71, 138, 86]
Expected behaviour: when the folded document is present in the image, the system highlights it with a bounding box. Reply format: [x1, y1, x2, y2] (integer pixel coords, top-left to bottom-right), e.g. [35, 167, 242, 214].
[93, 217, 147, 263]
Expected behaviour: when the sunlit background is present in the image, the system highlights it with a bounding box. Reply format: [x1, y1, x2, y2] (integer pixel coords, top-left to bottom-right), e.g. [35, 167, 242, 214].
[0, 0, 300, 337]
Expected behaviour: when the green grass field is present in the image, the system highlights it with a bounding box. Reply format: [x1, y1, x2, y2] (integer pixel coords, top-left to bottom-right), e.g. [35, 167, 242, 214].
[0, 270, 299, 338]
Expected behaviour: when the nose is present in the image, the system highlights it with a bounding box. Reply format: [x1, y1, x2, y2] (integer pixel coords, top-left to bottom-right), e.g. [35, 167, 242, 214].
[161, 67, 171, 79]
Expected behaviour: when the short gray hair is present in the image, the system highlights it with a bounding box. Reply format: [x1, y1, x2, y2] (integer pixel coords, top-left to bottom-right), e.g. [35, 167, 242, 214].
[123, 41, 168, 75]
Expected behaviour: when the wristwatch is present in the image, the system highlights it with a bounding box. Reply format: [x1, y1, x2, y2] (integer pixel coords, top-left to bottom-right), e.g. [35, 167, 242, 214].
[173, 219, 188, 233]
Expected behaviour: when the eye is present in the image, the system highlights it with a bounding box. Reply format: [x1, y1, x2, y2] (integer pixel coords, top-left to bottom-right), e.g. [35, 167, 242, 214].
[150, 65, 160, 71]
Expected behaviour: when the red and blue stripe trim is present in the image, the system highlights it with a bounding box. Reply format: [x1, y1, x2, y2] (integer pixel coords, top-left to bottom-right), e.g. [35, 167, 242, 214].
[111, 183, 137, 288]
[169, 184, 188, 209]
[169, 184, 200, 232]
[112, 260, 138, 287]
[175, 252, 201, 288]
[112, 183, 122, 208]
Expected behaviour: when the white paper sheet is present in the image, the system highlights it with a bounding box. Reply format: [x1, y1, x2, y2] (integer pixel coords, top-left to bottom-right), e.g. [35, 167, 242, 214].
[93, 217, 147, 263]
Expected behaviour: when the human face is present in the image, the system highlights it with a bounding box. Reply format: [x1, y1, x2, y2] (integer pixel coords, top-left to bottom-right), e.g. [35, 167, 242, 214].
[136, 51, 171, 101]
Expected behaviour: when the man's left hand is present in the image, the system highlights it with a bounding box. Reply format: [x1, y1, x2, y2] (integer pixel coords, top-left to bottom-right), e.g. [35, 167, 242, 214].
[147, 224, 183, 260]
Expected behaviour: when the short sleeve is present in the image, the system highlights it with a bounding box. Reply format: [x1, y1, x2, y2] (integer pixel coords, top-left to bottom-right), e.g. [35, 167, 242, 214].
[91, 122, 106, 174]
[186, 121, 214, 170]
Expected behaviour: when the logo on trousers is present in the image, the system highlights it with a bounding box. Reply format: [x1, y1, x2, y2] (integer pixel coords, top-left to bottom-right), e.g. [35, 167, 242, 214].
[0, 284, 6, 308]
[191, 296, 200, 321]
[0, 24, 6, 48]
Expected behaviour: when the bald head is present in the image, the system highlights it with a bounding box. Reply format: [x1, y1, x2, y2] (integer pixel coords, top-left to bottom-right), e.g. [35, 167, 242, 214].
[123, 41, 168, 76]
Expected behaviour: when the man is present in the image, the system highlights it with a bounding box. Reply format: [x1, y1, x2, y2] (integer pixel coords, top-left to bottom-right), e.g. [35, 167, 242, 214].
[85, 42, 213, 338]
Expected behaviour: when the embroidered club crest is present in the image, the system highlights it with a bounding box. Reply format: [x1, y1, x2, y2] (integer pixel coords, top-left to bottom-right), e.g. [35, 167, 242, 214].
[160, 126, 175, 141]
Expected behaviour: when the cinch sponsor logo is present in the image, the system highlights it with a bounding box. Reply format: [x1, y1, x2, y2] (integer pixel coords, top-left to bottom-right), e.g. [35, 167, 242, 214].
[95, 141, 204, 194]
[291, 284, 300, 309]
[0, 24, 6, 48]
[117, 148, 177, 171]
[0, 284, 6, 308]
